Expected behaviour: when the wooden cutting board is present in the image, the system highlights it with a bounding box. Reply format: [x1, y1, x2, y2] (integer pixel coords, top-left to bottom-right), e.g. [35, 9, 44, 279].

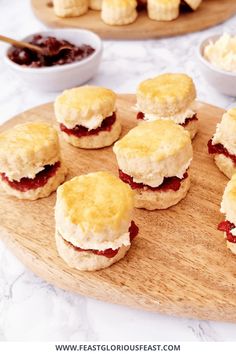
[1, 95, 236, 322]
[31, 0, 236, 39]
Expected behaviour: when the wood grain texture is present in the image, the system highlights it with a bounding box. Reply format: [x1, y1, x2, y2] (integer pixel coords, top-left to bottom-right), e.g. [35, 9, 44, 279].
[31, 0, 236, 39]
[0, 95, 236, 322]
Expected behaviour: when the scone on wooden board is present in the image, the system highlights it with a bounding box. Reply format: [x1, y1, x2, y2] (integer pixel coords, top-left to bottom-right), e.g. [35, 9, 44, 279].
[147, 0, 180, 21]
[53, 0, 89, 17]
[55, 171, 139, 271]
[0, 122, 67, 200]
[89, 0, 102, 10]
[182, 0, 202, 10]
[136, 73, 198, 139]
[208, 108, 236, 179]
[113, 120, 193, 210]
[54, 86, 121, 149]
[101, 0, 137, 25]
[218, 175, 236, 255]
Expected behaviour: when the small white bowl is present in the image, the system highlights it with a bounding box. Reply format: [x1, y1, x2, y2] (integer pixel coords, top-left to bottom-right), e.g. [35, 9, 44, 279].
[197, 34, 236, 97]
[4, 29, 103, 92]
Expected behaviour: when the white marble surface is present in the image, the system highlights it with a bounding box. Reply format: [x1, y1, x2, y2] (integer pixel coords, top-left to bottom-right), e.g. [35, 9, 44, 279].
[1, 0, 236, 342]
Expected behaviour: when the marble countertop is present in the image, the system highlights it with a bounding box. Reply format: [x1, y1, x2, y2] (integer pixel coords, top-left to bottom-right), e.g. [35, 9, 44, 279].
[1, 0, 236, 342]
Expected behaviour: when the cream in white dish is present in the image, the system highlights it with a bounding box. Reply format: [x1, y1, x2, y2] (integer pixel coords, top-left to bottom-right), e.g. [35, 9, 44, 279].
[204, 33, 236, 73]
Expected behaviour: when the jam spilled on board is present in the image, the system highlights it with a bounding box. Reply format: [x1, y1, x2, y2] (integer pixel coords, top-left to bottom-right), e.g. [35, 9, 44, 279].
[218, 220, 236, 243]
[8, 35, 95, 68]
[60, 113, 116, 138]
[136, 112, 198, 127]
[208, 139, 236, 165]
[66, 221, 139, 258]
[119, 170, 188, 192]
[0, 161, 60, 192]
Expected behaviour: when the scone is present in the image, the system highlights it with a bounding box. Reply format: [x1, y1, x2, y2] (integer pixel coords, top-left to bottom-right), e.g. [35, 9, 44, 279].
[147, 0, 180, 21]
[0, 122, 67, 200]
[101, 0, 137, 26]
[182, 0, 202, 10]
[136, 73, 198, 139]
[208, 108, 236, 179]
[53, 0, 88, 17]
[113, 120, 193, 210]
[54, 86, 121, 149]
[218, 175, 236, 255]
[55, 171, 139, 271]
[89, 0, 102, 10]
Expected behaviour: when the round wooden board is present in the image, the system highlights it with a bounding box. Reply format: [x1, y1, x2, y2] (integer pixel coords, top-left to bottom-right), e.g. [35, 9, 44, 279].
[31, 0, 236, 39]
[1, 95, 236, 322]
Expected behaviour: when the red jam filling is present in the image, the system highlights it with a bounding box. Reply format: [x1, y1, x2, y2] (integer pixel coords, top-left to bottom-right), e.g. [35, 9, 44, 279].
[208, 139, 236, 165]
[218, 220, 236, 243]
[136, 112, 198, 127]
[67, 220, 139, 259]
[119, 169, 188, 192]
[60, 112, 116, 138]
[8, 35, 95, 68]
[0, 161, 60, 192]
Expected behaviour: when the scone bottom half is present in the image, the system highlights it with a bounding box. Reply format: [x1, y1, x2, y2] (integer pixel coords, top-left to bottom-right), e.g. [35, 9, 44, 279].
[218, 174, 236, 255]
[208, 108, 236, 179]
[136, 73, 198, 139]
[113, 120, 193, 210]
[0, 122, 67, 200]
[55, 171, 139, 271]
[54, 86, 122, 149]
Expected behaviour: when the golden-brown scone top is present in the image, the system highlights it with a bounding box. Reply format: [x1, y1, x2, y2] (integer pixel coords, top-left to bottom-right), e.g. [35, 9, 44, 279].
[102, 0, 137, 8]
[56, 171, 134, 233]
[113, 119, 191, 161]
[54, 86, 116, 129]
[0, 122, 60, 180]
[137, 73, 196, 115]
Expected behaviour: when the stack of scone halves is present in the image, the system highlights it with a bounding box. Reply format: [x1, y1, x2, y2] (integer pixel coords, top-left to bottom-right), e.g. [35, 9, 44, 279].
[54, 86, 121, 149]
[0, 122, 67, 200]
[218, 175, 236, 255]
[55, 171, 139, 271]
[208, 108, 236, 179]
[136, 73, 198, 139]
[113, 120, 193, 210]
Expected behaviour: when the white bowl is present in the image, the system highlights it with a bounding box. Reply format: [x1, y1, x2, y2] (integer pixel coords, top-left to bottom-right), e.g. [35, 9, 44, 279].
[4, 29, 103, 92]
[197, 34, 236, 97]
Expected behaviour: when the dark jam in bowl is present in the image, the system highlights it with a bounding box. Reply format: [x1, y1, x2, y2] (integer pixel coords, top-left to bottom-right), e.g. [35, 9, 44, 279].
[8, 35, 95, 68]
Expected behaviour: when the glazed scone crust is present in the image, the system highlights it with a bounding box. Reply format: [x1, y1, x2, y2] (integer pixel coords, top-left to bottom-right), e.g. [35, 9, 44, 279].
[134, 174, 190, 210]
[214, 154, 236, 179]
[137, 73, 196, 116]
[212, 108, 236, 156]
[53, 0, 88, 17]
[0, 162, 67, 200]
[0, 122, 60, 181]
[54, 86, 116, 129]
[56, 230, 130, 271]
[148, 0, 180, 21]
[55, 172, 134, 250]
[101, 0, 137, 25]
[221, 174, 236, 225]
[113, 120, 193, 187]
[61, 118, 121, 149]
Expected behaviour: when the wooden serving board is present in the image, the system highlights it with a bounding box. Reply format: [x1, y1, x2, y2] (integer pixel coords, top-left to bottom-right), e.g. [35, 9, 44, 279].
[1, 95, 236, 322]
[31, 0, 236, 39]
